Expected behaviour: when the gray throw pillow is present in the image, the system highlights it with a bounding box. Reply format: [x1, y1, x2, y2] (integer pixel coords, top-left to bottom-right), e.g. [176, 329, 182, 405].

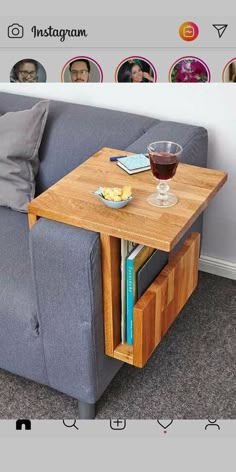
[0, 100, 49, 212]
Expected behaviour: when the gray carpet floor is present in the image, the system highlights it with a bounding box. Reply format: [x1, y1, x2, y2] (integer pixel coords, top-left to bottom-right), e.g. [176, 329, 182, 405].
[0, 271, 235, 419]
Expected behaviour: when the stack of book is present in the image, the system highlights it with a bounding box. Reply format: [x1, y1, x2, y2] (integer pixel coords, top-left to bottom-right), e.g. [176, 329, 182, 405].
[121, 239, 169, 345]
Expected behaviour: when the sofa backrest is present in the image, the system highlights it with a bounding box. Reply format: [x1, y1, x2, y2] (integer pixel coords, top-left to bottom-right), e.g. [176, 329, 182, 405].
[0, 92, 158, 195]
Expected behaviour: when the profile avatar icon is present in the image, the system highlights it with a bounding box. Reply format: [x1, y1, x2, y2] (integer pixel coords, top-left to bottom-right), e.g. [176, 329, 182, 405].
[10, 58, 47, 83]
[69, 59, 91, 83]
[222, 58, 236, 82]
[61, 56, 103, 83]
[169, 56, 210, 82]
[205, 419, 220, 430]
[115, 56, 157, 83]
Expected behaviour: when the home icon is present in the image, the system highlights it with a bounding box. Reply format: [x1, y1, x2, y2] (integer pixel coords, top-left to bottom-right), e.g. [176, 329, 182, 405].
[16, 419, 32, 430]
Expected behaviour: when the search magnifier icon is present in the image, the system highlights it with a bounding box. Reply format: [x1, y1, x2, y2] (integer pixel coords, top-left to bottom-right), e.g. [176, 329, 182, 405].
[63, 419, 78, 430]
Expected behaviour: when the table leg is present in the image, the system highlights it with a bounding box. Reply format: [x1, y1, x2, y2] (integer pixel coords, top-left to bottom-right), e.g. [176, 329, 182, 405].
[100, 234, 121, 356]
[28, 213, 38, 230]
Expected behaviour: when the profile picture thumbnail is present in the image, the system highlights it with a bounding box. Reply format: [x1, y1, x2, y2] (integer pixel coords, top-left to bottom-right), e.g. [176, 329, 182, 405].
[222, 58, 236, 82]
[10, 58, 47, 83]
[169, 56, 210, 83]
[115, 57, 157, 83]
[61, 56, 103, 83]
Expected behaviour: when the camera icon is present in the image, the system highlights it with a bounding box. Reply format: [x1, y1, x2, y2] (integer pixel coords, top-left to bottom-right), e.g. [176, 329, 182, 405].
[8, 23, 24, 38]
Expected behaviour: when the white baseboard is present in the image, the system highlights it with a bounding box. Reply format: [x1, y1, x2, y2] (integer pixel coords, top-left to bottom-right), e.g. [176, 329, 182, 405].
[199, 255, 236, 280]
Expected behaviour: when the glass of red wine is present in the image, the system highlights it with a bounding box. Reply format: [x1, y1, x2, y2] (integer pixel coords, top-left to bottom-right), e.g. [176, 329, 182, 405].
[147, 141, 183, 207]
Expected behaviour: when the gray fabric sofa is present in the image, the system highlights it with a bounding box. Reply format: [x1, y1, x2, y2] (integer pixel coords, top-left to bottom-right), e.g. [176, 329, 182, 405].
[0, 92, 208, 418]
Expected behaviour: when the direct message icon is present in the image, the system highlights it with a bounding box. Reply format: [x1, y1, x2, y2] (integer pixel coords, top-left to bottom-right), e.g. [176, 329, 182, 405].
[212, 24, 228, 38]
[110, 419, 126, 430]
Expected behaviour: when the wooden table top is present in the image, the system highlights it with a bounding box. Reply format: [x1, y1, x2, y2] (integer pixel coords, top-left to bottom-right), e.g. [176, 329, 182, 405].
[28, 147, 228, 251]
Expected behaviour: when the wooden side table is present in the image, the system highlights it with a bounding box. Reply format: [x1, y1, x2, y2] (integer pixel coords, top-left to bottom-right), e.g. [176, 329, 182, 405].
[28, 147, 227, 368]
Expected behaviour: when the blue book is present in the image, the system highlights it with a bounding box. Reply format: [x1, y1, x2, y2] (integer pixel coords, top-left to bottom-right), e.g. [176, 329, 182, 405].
[117, 154, 150, 175]
[121, 239, 138, 344]
[126, 244, 155, 345]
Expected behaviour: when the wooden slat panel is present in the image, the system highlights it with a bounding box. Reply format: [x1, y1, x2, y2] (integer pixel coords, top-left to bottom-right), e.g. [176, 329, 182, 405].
[133, 291, 157, 366]
[132, 232, 200, 367]
[100, 234, 121, 356]
[113, 343, 134, 365]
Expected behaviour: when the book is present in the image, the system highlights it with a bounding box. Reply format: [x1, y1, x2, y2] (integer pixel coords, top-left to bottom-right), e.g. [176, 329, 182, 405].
[137, 249, 168, 299]
[121, 239, 137, 343]
[126, 244, 155, 345]
[116, 154, 151, 175]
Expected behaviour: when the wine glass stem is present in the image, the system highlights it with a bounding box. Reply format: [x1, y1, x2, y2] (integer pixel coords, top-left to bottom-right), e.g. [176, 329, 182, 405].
[157, 180, 169, 201]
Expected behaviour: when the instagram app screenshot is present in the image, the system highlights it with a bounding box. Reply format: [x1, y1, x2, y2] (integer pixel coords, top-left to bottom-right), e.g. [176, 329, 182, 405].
[0, 17, 235, 82]
[0, 12, 235, 459]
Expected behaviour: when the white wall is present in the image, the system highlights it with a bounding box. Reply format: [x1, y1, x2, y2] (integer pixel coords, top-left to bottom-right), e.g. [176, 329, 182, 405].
[0, 83, 235, 278]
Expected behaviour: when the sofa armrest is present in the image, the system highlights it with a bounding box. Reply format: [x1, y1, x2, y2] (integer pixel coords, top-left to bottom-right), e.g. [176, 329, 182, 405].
[29, 219, 121, 403]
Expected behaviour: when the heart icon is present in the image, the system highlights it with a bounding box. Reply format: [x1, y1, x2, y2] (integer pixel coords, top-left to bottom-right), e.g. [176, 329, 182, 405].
[157, 419, 173, 429]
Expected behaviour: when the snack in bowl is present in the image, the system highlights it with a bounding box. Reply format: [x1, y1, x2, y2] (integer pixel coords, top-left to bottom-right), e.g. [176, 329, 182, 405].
[94, 186, 133, 208]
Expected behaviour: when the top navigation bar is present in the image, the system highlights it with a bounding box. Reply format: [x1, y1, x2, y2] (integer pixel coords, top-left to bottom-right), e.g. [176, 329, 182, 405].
[0, 17, 234, 47]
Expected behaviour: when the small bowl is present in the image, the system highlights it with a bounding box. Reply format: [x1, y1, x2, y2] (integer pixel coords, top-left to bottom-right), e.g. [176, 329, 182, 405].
[98, 195, 133, 209]
[94, 187, 133, 209]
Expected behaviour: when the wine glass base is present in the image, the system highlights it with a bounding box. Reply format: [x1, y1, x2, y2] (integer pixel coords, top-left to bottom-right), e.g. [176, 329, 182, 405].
[147, 192, 178, 208]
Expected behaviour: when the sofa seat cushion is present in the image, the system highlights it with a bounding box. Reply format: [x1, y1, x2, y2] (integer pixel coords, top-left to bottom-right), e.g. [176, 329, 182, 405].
[0, 207, 38, 332]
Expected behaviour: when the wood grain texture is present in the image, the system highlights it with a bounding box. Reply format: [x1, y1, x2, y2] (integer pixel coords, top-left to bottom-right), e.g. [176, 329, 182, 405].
[100, 234, 121, 356]
[113, 343, 134, 365]
[133, 291, 157, 366]
[26, 148, 227, 368]
[129, 232, 201, 367]
[28, 147, 227, 251]
[28, 213, 38, 230]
